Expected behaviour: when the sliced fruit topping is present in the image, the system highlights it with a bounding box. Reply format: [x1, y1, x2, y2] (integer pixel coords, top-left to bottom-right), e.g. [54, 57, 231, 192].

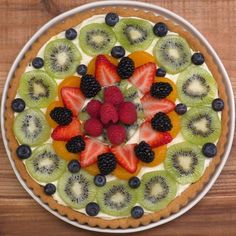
[164, 142, 204, 184]
[153, 22, 168, 37]
[80, 74, 101, 98]
[168, 111, 181, 138]
[139, 121, 172, 148]
[177, 66, 217, 106]
[141, 94, 175, 121]
[14, 108, 50, 146]
[18, 70, 57, 108]
[100, 102, 118, 124]
[57, 170, 96, 209]
[25, 144, 66, 182]
[96, 180, 137, 216]
[134, 141, 154, 163]
[105, 12, 119, 26]
[112, 163, 141, 180]
[44, 39, 81, 79]
[128, 51, 156, 67]
[86, 99, 102, 118]
[153, 35, 191, 74]
[16, 144, 32, 160]
[117, 57, 135, 79]
[111, 45, 125, 59]
[151, 112, 172, 132]
[111, 144, 138, 173]
[83, 163, 100, 176]
[118, 102, 137, 125]
[104, 86, 124, 106]
[80, 137, 109, 167]
[79, 23, 116, 56]
[84, 118, 103, 137]
[66, 135, 85, 153]
[50, 107, 73, 126]
[181, 107, 221, 145]
[11, 98, 25, 113]
[124, 85, 139, 102]
[114, 18, 154, 52]
[107, 124, 126, 145]
[129, 62, 156, 94]
[138, 171, 177, 211]
[97, 152, 117, 175]
[44, 183, 56, 195]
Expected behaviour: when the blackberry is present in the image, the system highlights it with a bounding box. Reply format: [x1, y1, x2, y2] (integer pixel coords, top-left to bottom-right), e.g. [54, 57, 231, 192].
[66, 135, 85, 153]
[80, 74, 101, 98]
[117, 57, 135, 79]
[97, 152, 116, 175]
[134, 141, 154, 163]
[151, 112, 172, 132]
[150, 82, 173, 99]
[50, 107, 72, 125]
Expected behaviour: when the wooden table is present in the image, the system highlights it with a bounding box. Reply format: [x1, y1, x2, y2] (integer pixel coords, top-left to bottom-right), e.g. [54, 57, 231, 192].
[0, 1, 235, 235]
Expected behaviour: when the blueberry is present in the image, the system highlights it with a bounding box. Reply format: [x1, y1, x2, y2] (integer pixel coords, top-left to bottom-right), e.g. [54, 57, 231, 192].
[105, 12, 119, 26]
[191, 52, 205, 65]
[76, 64, 87, 76]
[128, 177, 141, 189]
[111, 46, 125, 59]
[67, 160, 81, 173]
[32, 57, 44, 69]
[212, 98, 224, 111]
[175, 103, 187, 115]
[85, 202, 100, 216]
[131, 206, 144, 219]
[11, 98, 25, 112]
[65, 28, 77, 40]
[94, 174, 106, 187]
[202, 143, 217, 158]
[44, 183, 56, 195]
[16, 144, 31, 159]
[153, 22, 168, 37]
[156, 68, 166, 77]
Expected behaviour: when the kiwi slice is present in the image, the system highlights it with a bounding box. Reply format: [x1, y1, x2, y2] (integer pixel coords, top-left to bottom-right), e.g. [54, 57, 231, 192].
[79, 23, 116, 56]
[177, 66, 217, 106]
[138, 171, 177, 211]
[124, 86, 138, 101]
[44, 39, 81, 79]
[164, 142, 204, 184]
[118, 80, 129, 93]
[97, 180, 137, 216]
[114, 18, 154, 52]
[25, 144, 66, 182]
[18, 70, 57, 108]
[13, 108, 50, 146]
[181, 107, 221, 145]
[57, 170, 96, 209]
[153, 35, 191, 74]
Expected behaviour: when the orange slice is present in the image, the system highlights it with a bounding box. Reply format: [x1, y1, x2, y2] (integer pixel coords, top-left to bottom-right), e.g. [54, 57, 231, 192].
[128, 51, 156, 67]
[83, 163, 100, 176]
[168, 111, 181, 138]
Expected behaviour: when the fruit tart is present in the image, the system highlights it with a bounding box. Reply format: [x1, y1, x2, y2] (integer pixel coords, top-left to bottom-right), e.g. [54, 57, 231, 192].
[4, 6, 229, 229]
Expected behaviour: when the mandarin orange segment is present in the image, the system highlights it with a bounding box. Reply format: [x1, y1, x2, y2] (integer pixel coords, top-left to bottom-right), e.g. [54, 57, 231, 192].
[83, 163, 100, 176]
[87, 54, 118, 75]
[168, 111, 181, 138]
[45, 100, 64, 128]
[52, 140, 78, 161]
[154, 77, 177, 102]
[128, 51, 156, 67]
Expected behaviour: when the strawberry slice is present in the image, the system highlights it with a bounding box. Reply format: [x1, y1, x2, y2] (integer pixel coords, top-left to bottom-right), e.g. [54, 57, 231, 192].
[128, 62, 156, 94]
[61, 87, 85, 116]
[141, 94, 175, 121]
[111, 144, 138, 173]
[51, 118, 82, 141]
[80, 137, 109, 167]
[95, 55, 120, 86]
[139, 121, 172, 148]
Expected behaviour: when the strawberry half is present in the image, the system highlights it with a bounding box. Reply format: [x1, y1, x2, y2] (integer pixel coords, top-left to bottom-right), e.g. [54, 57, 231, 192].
[139, 121, 172, 148]
[80, 137, 109, 167]
[61, 87, 85, 116]
[111, 144, 138, 173]
[141, 94, 175, 121]
[51, 118, 82, 141]
[128, 62, 156, 94]
[95, 55, 120, 86]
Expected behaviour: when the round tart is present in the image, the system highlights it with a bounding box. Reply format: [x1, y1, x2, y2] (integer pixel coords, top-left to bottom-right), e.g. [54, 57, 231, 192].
[4, 6, 230, 229]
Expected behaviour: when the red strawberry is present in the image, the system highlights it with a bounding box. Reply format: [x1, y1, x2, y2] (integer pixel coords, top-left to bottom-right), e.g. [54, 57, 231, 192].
[141, 94, 175, 121]
[80, 137, 109, 167]
[139, 121, 172, 148]
[95, 55, 120, 86]
[128, 62, 156, 94]
[111, 144, 138, 173]
[51, 118, 82, 141]
[61, 87, 85, 116]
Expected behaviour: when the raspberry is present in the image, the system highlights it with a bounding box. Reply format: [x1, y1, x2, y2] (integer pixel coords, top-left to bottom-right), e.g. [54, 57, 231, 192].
[118, 102, 137, 125]
[100, 103, 118, 124]
[84, 118, 103, 137]
[86, 99, 102, 118]
[107, 124, 126, 145]
[104, 86, 124, 106]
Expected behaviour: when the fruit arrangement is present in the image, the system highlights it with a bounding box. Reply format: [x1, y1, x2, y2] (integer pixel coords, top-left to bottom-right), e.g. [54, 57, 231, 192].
[11, 12, 224, 220]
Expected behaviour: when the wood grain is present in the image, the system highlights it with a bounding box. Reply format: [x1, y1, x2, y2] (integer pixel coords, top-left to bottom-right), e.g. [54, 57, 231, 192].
[0, 0, 235, 235]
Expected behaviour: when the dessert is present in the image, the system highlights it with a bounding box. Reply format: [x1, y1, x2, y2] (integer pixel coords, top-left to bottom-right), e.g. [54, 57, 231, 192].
[4, 6, 229, 229]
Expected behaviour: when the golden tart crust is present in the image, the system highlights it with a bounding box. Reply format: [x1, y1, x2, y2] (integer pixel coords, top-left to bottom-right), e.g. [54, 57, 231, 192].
[4, 6, 229, 229]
